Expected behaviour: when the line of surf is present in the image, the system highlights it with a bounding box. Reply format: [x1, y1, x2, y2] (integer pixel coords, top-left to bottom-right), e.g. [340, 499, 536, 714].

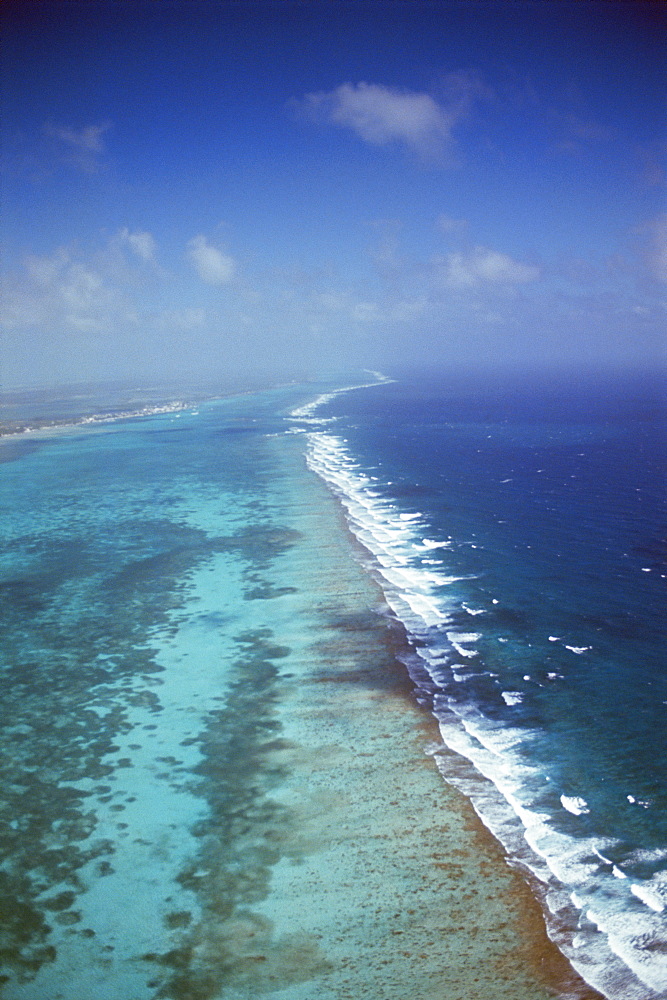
[299, 412, 667, 1000]
[288, 370, 394, 423]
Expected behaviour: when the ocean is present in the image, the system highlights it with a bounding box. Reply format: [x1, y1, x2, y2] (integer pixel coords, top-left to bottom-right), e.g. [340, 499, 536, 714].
[0, 370, 664, 999]
[304, 369, 667, 999]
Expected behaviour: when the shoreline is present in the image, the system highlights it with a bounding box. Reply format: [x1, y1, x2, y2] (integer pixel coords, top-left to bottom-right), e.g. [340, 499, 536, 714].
[0, 401, 194, 441]
[0, 386, 609, 998]
[220, 428, 605, 999]
[299, 403, 665, 1000]
[0, 375, 320, 442]
[332, 495, 608, 993]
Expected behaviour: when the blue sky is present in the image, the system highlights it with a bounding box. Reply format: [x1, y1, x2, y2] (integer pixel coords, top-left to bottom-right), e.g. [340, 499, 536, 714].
[1, 0, 665, 388]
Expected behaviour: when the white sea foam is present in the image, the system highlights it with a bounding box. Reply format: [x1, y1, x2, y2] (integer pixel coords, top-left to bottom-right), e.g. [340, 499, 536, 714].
[630, 883, 665, 912]
[289, 373, 393, 421]
[625, 847, 667, 866]
[451, 643, 479, 658]
[418, 537, 452, 549]
[447, 631, 481, 643]
[445, 633, 481, 663]
[305, 416, 667, 1000]
[428, 687, 667, 998]
[627, 794, 653, 809]
[561, 795, 591, 816]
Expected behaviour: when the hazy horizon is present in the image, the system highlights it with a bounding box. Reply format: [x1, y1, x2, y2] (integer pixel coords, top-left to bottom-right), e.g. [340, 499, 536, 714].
[2, 0, 665, 391]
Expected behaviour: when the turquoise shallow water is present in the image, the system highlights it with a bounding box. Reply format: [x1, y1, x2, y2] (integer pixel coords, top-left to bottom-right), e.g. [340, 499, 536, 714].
[0, 390, 304, 996]
[0, 381, 602, 999]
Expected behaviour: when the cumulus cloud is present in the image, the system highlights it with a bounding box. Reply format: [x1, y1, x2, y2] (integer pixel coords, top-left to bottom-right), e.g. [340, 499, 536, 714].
[43, 121, 112, 171]
[118, 228, 157, 262]
[187, 235, 235, 284]
[437, 246, 540, 287]
[297, 75, 482, 161]
[437, 214, 468, 234]
[3, 246, 137, 336]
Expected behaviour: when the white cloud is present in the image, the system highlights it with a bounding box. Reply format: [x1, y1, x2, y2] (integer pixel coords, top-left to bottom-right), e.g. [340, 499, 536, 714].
[387, 297, 429, 323]
[298, 76, 481, 161]
[59, 264, 105, 314]
[437, 214, 468, 234]
[119, 228, 157, 262]
[25, 247, 71, 286]
[437, 246, 540, 287]
[3, 247, 135, 336]
[313, 290, 381, 323]
[187, 235, 235, 285]
[310, 287, 426, 327]
[351, 301, 381, 323]
[43, 121, 112, 171]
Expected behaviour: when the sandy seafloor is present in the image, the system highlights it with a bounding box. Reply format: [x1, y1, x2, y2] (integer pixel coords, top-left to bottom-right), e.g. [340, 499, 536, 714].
[0, 396, 604, 1000]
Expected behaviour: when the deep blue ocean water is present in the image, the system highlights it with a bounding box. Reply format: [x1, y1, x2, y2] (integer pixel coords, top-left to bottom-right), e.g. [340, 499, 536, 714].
[302, 369, 666, 999]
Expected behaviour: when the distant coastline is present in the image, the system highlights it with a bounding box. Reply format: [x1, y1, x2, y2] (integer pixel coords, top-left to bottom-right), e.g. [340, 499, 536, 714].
[0, 374, 315, 440]
[0, 401, 193, 439]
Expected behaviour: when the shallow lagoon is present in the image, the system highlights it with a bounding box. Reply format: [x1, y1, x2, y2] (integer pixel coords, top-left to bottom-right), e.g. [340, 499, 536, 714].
[0, 386, 600, 998]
